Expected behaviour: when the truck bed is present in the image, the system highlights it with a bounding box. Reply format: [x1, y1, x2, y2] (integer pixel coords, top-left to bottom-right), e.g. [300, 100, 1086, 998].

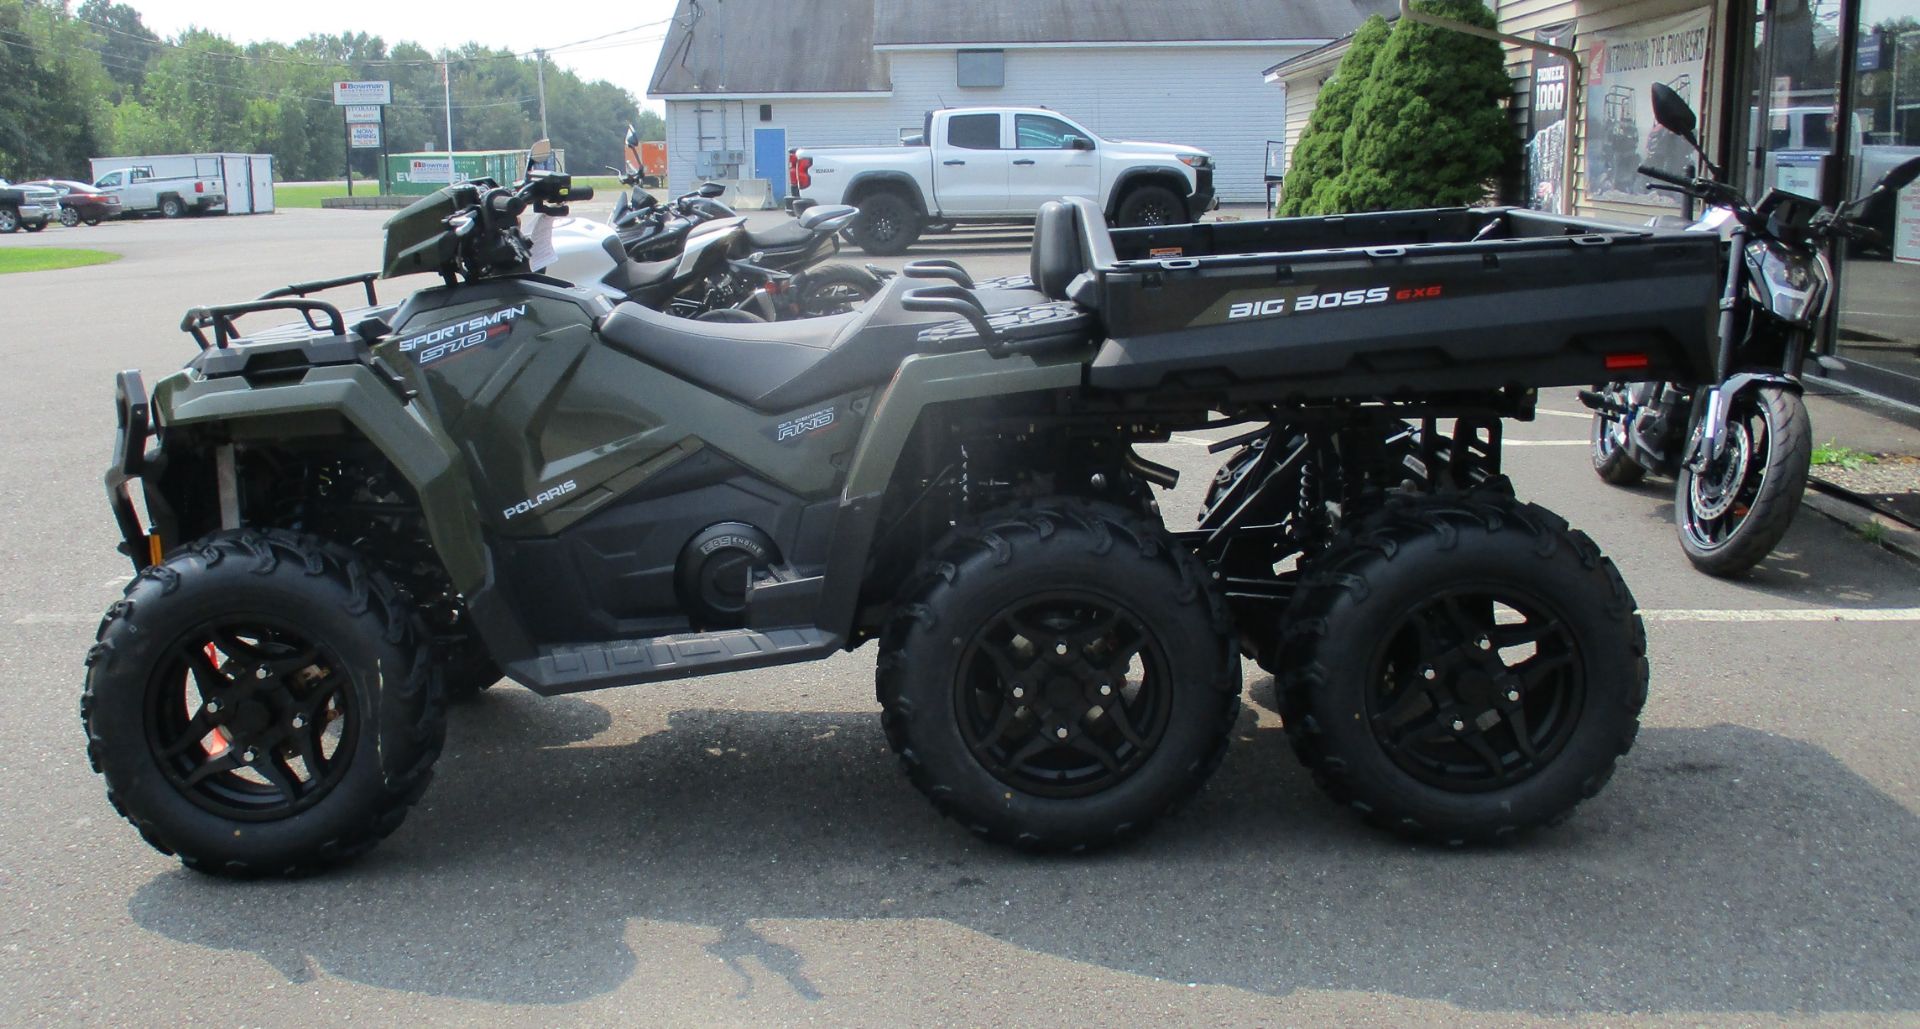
[1084, 206, 1721, 400]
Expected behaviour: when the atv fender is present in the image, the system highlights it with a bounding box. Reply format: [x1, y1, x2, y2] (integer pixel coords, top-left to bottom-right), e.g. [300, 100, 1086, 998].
[152, 364, 491, 594]
[820, 348, 1085, 636]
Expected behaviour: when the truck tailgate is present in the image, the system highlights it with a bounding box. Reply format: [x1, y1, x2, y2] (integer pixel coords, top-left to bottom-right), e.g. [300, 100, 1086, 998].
[1086, 207, 1720, 399]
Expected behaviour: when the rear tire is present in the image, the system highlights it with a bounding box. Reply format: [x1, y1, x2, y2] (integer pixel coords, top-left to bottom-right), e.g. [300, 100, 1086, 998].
[848, 191, 921, 256]
[1277, 494, 1645, 844]
[1115, 184, 1184, 228]
[793, 263, 881, 317]
[81, 530, 446, 876]
[160, 196, 185, 219]
[1675, 385, 1810, 578]
[878, 500, 1240, 850]
[1589, 383, 1647, 486]
[694, 308, 765, 323]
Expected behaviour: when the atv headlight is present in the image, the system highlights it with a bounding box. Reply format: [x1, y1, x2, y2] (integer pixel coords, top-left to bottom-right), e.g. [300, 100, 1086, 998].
[1178, 154, 1212, 169]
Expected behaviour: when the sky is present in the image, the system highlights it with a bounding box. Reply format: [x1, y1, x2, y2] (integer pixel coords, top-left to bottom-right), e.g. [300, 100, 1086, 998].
[121, 0, 685, 109]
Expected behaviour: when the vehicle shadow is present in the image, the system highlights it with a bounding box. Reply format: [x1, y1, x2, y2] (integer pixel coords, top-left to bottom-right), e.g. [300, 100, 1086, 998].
[127, 688, 1920, 1015]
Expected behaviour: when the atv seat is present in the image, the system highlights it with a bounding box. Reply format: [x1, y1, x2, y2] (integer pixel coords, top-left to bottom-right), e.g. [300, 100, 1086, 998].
[599, 274, 975, 412]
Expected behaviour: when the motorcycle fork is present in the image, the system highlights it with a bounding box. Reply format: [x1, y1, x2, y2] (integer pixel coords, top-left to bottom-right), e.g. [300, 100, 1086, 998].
[1689, 227, 1750, 470]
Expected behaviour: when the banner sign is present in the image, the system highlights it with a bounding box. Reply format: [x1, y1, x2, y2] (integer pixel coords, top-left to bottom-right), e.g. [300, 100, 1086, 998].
[344, 105, 383, 124]
[404, 158, 454, 184]
[350, 124, 382, 149]
[333, 80, 392, 106]
[1897, 183, 1920, 266]
[1526, 22, 1576, 213]
[1582, 8, 1714, 208]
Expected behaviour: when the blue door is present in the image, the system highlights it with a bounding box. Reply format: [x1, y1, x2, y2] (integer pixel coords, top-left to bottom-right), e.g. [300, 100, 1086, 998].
[753, 127, 787, 201]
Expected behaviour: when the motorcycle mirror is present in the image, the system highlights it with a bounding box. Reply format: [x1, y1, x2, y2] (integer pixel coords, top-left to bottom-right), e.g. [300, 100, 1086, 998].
[527, 138, 557, 175]
[624, 124, 638, 149]
[1876, 155, 1920, 196]
[697, 182, 727, 199]
[1649, 83, 1698, 143]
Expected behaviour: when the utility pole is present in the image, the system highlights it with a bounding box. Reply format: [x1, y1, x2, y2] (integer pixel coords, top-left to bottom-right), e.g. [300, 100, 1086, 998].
[443, 60, 456, 185]
[535, 50, 550, 140]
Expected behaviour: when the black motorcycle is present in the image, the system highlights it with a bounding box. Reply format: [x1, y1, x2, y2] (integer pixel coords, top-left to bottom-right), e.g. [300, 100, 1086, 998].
[1583, 83, 1920, 576]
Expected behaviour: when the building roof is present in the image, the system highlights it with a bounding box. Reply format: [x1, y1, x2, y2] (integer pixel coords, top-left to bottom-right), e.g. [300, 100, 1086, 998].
[1264, 34, 1361, 80]
[874, 0, 1391, 47]
[648, 0, 890, 96]
[651, 0, 1394, 97]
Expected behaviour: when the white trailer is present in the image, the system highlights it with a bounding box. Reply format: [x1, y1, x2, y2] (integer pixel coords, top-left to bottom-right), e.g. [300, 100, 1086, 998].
[87, 153, 276, 216]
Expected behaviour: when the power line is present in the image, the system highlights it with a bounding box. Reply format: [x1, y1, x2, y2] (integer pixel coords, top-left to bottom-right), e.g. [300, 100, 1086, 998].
[73, 15, 675, 69]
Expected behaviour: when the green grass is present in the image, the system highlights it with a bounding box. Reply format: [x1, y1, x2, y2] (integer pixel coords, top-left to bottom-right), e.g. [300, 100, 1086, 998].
[274, 182, 384, 208]
[0, 247, 122, 274]
[1811, 439, 1876, 470]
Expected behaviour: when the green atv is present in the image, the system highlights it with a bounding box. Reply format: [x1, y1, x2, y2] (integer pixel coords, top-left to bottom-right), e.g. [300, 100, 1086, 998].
[85, 170, 1717, 875]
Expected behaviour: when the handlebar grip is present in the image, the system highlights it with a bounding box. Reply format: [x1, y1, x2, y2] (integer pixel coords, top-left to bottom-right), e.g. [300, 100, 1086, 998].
[1637, 164, 1691, 188]
[567, 184, 594, 201]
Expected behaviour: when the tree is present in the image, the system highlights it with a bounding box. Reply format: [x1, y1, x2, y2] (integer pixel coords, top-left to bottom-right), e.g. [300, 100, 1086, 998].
[1278, 15, 1389, 216]
[1333, 0, 1518, 212]
[76, 0, 156, 99]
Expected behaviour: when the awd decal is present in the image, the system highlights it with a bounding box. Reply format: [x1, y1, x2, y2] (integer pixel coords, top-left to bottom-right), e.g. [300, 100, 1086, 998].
[1223, 284, 1443, 322]
[397, 304, 528, 365]
[772, 406, 837, 443]
[502, 479, 577, 521]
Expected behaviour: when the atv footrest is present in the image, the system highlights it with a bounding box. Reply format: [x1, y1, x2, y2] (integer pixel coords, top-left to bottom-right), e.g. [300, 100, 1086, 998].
[510, 626, 840, 694]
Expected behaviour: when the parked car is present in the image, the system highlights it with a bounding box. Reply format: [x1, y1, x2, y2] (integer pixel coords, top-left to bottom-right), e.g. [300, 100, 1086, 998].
[90, 161, 225, 218]
[787, 107, 1216, 254]
[0, 178, 57, 233]
[26, 179, 122, 226]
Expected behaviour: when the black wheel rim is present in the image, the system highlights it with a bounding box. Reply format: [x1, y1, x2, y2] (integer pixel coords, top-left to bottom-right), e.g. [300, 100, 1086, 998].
[143, 618, 357, 821]
[1680, 399, 1768, 552]
[1134, 199, 1174, 226]
[867, 214, 897, 242]
[1366, 587, 1584, 792]
[955, 590, 1172, 798]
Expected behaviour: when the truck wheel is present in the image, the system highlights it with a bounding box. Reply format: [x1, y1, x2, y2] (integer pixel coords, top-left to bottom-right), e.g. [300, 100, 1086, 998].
[877, 500, 1240, 851]
[160, 196, 185, 219]
[1115, 185, 1183, 228]
[81, 530, 446, 876]
[85, 215, 102, 226]
[1276, 494, 1645, 845]
[1675, 385, 1810, 578]
[848, 191, 921, 256]
[60, 207, 80, 228]
[0, 208, 16, 233]
[23, 220, 45, 232]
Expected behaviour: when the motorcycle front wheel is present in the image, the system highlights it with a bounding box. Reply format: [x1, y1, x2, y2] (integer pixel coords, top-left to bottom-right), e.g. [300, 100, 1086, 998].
[1674, 385, 1810, 578]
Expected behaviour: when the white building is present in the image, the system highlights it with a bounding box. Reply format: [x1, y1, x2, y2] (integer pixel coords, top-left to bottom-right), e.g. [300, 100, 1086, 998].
[648, 0, 1393, 205]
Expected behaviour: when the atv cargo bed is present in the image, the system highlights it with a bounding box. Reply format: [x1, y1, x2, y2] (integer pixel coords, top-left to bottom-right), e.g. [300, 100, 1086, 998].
[1086, 206, 1720, 400]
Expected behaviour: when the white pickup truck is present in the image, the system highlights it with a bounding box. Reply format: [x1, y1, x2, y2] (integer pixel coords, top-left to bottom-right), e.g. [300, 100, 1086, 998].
[787, 107, 1215, 255]
[92, 162, 226, 218]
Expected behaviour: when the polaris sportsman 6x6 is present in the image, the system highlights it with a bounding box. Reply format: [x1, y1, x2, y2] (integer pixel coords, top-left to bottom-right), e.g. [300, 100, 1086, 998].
[85, 169, 1715, 875]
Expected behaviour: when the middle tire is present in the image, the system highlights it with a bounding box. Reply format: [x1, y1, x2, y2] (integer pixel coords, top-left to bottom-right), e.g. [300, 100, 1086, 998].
[877, 501, 1240, 851]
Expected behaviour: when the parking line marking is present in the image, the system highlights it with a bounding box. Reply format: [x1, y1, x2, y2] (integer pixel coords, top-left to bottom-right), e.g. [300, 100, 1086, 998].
[1503, 439, 1588, 447]
[1639, 607, 1920, 623]
[1534, 408, 1593, 420]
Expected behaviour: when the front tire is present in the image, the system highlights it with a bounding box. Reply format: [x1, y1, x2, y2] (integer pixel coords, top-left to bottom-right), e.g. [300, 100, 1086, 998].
[81, 530, 446, 876]
[1277, 494, 1645, 844]
[848, 191, 921, 256]
[59, 207, 80, 228]
[1675, 385, 1810, 577]
[23, 220, 45, 232]
[1115, 185, 1184, 228]
[0, 208, 16, 233]
[878, 501, 1240, 850]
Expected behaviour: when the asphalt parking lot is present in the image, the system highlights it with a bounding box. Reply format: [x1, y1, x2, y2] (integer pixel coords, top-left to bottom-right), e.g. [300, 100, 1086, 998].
[3, 206, 1919, 1025]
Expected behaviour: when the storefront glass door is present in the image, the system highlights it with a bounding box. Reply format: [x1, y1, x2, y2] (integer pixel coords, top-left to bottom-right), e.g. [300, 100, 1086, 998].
[1746, 0, 1847, 198]
[1833, 0, 1920, 392]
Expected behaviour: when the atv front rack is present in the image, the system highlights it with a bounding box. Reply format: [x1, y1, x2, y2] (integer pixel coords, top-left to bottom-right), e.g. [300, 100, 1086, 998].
[181, 272, 381, 350]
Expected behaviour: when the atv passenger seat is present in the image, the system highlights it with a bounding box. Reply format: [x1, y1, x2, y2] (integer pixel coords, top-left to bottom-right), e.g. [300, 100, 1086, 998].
[598, 274, 979, 413]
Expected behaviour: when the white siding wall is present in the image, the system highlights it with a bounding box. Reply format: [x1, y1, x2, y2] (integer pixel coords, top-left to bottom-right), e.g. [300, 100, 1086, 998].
[663, 44, 1315, 204]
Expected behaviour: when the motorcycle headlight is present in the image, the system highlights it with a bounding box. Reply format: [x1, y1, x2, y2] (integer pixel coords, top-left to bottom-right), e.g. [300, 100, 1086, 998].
[1744, 241, 1827, 324]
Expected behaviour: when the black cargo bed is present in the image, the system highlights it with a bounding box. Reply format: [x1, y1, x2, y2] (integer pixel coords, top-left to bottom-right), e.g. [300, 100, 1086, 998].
[1087, 207, 1721, 399]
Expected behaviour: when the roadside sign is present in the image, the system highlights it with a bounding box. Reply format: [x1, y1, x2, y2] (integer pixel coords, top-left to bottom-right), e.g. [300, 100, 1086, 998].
[333, 81, 392, 106]
[350, 123, 382, 149]
[345, 105, 383, 124]
[406, 158, 455, 184]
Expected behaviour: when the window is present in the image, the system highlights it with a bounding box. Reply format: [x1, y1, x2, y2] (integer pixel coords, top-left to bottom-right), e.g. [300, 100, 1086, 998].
[1016, 114, 1083, 150]
[96, 171, 121, 188]
[947, 113, 1001, 150]
[956, 49, 1004, 88]
[760, 103, 773, 122]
